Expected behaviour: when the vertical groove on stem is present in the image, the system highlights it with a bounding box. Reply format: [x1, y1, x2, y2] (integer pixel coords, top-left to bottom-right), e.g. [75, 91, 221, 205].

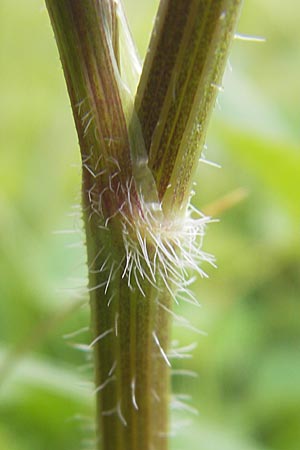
[136, 0, 243, 214]
[45, 1, 243, 449]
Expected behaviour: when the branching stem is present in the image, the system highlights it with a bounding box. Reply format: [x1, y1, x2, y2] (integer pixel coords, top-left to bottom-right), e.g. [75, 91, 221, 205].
[45, 1, 243, 449]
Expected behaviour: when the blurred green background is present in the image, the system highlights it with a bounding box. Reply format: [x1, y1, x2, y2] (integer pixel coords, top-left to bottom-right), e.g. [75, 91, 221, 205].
[0, 1, 299, 449]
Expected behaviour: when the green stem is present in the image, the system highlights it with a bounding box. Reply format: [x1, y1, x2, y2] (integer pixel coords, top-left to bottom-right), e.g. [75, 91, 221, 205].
[45, 0, 137, 218]
[45, 1, 243, 449]
[136, 0, 243, 215]
[45, 2, 171, 448]
[87, 225, 172, 450]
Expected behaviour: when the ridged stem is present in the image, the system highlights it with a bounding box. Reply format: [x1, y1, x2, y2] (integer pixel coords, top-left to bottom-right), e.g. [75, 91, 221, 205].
[86, 223, 172, 450]
[45, 1, 243, 449]
[136, 0, 243, 215]
[45, 2, 171, 449]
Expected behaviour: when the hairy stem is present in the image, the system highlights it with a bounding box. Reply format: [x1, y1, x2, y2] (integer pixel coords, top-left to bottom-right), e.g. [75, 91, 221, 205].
[136, 0, 243, 215]
[45, 1, 243, 449]
[45, 1, 171, 448]
[86, 225, 172, 450]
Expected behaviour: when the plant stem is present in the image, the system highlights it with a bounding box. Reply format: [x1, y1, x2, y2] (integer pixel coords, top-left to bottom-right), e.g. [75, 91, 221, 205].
[45, 1, 243, 449]
[46, 2, 171, 448]
[136, 0, 243, 215]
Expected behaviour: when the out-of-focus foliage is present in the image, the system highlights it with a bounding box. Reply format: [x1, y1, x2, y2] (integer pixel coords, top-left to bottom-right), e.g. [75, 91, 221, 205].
[0, 1, 299, 450]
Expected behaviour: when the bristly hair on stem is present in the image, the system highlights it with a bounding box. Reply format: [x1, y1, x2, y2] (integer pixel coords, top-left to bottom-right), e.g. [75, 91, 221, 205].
[45, 1, 243, 449]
